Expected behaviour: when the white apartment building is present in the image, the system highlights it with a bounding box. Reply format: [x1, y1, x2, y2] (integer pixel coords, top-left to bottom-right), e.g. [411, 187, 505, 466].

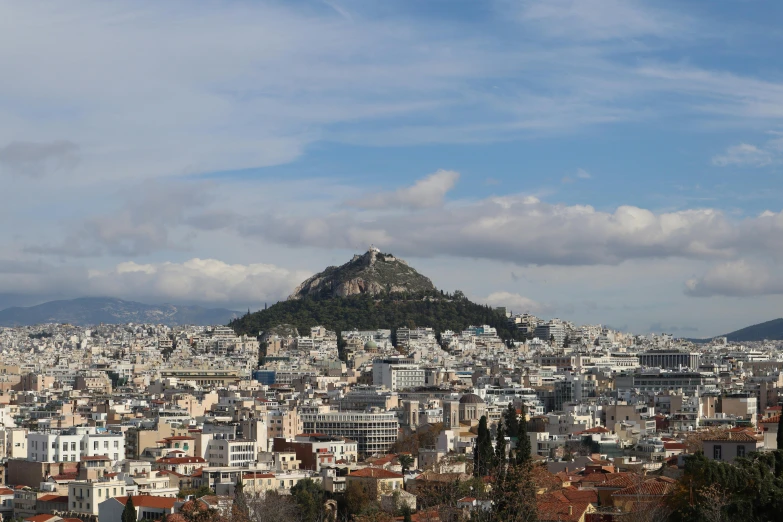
[301, 411, 399, 456]
[27, 429, 125, 463]
[372, 358, 425, 391]
[206, 438, 257, 467]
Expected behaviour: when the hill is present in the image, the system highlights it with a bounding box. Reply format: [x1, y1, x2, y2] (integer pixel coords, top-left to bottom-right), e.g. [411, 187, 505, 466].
[231, 248, 518, 340]
[230, 292, 520, 340]
[720, 318, 783, 342]
[0, 297, 240, 327]
[288, 247, 436, 299]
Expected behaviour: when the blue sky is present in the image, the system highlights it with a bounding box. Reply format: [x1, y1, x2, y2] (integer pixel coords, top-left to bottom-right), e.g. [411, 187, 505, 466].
[1, 0, 783, 337]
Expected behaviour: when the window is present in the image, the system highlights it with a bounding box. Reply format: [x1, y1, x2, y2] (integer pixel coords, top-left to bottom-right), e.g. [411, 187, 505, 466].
[713, 445, 722, 460]
[737, 445, 746, 458]
[72, 442, 76, 451]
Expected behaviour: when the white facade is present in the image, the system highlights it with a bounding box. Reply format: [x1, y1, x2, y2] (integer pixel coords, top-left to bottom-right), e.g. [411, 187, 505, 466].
[206, 438, 257, 467]
[372, 358, 425, 391]
[27, 430, 125, 463]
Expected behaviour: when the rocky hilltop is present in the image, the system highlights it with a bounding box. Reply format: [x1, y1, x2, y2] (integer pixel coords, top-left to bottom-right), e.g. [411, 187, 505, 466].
[288, 247, 436, 300]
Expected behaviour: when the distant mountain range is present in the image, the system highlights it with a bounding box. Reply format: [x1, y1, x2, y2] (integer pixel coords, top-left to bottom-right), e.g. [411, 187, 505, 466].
[717, 318, 783, 342]
[0, 297, 241, 327]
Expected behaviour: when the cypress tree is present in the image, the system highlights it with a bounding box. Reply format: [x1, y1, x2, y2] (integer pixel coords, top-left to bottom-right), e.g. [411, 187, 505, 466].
[495, 422, 507, 468]
[504, 403, 520, 439]
[515, 405, 531, 465]
[777, 411, 783, 450]
[122, 496, 137, 522]
[474, 416, 494, 477]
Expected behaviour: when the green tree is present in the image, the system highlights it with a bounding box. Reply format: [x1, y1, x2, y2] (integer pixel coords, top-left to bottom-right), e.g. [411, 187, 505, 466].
[291, 477, 325, 521]
[473, 416, 493, 477]
[492, 460, 539, 522]
[777, 410, 783, 450]
[122, 496, 137, 522]
[494, 421, 507, 469]
[233, 479, 250, 522]
[401, 503, 413, 522]
[515, 405, 531, 465]
[503, 403, 520, 439]
[398, 454, 414, 489]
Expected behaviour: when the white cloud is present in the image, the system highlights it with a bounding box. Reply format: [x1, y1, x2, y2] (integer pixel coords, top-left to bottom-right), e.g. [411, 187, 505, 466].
[712, 143, 773, 167]
[245, 172, 783, 266]
[349, 170, 459, 209]
[576, 168, 591, 179]
[0, 256, 309, 308]
[685, 260, 783, 297]
[481, 291, 551, 315]
[86, 259, 310, 306]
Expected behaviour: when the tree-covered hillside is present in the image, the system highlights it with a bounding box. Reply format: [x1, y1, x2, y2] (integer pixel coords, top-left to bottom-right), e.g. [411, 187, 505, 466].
[229, 291, 521, 340]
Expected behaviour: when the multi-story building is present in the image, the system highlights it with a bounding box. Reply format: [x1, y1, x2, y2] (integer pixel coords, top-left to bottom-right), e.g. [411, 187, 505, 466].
[206, 438, 257, 467]
[27, 429, 125, 463]
[639, 350, 701, 371]
[301, 411, 399, 456]
[372, 358, 425, 391]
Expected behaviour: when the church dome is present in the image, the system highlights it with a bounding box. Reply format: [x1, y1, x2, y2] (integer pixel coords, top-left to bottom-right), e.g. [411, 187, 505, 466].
[459, 393, 485, 405]
[364, 340, 378, 350]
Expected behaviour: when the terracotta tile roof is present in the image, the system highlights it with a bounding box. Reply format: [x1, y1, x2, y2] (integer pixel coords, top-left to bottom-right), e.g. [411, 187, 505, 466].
[37, 494, 68, 502]
[760, 414, 781, 424]
[24, 516, 60, 522]
[582, 427, 610, 434]
[702, 430, 762, 442]
[115, 495, 177, 508]
[0, 488, 14, 496]
[243, 472, 274, 480]
[348, 467, 403, 479]
[538, 500, 591, 522]
[612, 478, 677, 497]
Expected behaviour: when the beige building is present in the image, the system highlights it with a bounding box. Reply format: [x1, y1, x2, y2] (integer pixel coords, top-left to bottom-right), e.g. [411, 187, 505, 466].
[702, 429, 763, 463]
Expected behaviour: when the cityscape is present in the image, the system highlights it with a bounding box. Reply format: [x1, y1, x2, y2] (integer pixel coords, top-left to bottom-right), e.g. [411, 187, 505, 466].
[0, 247, 779, 521]
[3, 1, 783, 521]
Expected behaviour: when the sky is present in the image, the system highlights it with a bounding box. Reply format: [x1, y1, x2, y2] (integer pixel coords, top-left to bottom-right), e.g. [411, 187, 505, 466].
[1, 0, 783, 337]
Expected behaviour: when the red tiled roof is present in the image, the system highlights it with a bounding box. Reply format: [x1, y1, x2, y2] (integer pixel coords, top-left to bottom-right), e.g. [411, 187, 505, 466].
[538, 500, 591, 522]
[243, 472, 274, 479]
[583, 427, 610, 434]
[0, 488, 14, 496]
[37, 494, 68, 502]
[24, 516, 60, 522]
[612, 478, 676, 497]
[348, 467, 403, 479]
[760, 414, 781, 424]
